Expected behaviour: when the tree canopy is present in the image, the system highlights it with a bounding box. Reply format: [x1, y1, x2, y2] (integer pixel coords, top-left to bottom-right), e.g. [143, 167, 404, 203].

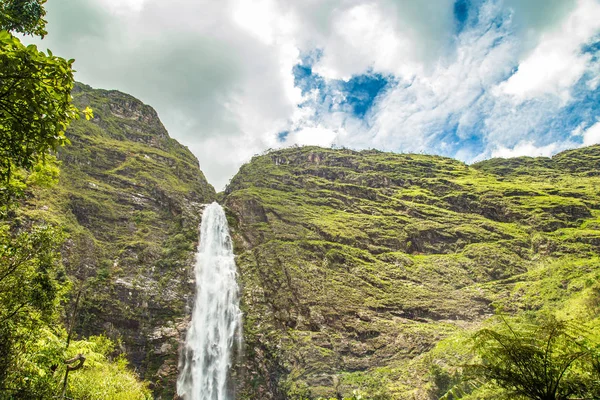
[0, 31, 77, 183]
[466, 316, 600, 400]
[0, 0, 47, 37]
[0, 2, 149, 398]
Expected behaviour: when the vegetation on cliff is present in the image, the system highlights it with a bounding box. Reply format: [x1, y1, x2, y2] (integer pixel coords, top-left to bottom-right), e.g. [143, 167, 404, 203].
[1, 81, 216, 397]
[0, 1, 160, 397]
[23, 83, 216, 398]
[223, 145, 600, 399]
[0, 2, 215, 396]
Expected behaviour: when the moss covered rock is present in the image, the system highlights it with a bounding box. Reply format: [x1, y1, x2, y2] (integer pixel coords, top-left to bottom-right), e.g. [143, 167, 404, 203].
[223, 145, 600, 399]
[26, 83, 215, 398]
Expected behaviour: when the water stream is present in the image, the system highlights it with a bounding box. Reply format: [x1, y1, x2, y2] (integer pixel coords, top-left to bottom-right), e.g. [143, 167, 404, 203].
[177, 202, 242, 400]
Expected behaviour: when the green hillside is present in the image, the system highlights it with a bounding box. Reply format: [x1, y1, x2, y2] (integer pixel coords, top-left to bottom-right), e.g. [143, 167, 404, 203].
[223, 145, 600, 399]
[25, 83, 216, 398]
[20, 90, 600, 399]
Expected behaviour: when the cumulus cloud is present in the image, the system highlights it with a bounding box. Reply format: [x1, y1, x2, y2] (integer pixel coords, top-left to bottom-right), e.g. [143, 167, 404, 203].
[579, 121, 600, 146]
[496, 0, 600, 103]
[359, 0, 519, 153]
[311, 1, 455, 80]
[21, 0, 600, 188]
[340, 0, 600, 161]
[491, 141, 565, 158]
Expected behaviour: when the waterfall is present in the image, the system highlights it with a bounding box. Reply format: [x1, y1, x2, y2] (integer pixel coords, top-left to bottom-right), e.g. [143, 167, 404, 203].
[177, 202, 242, 400]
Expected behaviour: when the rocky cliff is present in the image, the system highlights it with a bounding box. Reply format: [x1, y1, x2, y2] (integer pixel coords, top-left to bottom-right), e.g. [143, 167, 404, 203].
[223, 146, 600, 399]
[24, 83, 600, 399]
[26, 83, 216, 398]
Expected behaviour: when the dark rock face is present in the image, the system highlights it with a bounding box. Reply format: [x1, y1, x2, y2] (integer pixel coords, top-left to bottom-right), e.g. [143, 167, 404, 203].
[223, 145, 600, 399]
[33, 83, 216, 399]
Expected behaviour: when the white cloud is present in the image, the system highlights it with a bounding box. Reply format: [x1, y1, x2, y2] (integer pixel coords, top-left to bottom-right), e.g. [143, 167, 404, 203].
[571, 122, 587, 137]
[232, 0, 281, 45]
[491, 141, 562, 158]
[496, 0, 600, 103]
[581, 121, 600, 146]
[287, 126, 339, 147]
[312, 3, 418, 80]
[347, 0, 600, 162]
[339, 1, 519, 153]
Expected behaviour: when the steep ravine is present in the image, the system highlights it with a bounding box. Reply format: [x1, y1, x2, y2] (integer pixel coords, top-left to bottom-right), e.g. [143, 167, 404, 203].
[27, 83, 216, 398]
[223, 146, 600, 399]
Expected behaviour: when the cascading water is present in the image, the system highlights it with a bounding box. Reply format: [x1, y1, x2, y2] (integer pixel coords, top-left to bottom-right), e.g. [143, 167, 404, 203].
[177, 202, 242, 400]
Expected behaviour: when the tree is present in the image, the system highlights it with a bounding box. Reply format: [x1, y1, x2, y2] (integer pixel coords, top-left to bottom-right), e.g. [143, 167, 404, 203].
[0, 0, 92, 185]
[0, 223, 68, 398]
[0, 0, 47, 37]
[1, 2, 147, 400]
[466, 316, 600, 400]
[0, 1, 80, 396]
[0, 31, 78, 183]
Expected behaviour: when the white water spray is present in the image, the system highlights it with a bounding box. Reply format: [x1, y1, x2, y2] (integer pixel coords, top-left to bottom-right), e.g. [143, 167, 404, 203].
[177, 202, 242, 400]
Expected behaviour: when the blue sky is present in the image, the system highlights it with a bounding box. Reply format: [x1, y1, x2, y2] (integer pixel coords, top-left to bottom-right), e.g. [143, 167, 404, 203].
[283, 0, 600, 163]
[25, 0, 600, 188]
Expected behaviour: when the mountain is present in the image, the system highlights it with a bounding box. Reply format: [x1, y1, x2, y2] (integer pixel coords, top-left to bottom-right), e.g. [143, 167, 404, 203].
[223, 145, 600, 399]
[25, 83, 216, 398]
[26, 83, 600, 399]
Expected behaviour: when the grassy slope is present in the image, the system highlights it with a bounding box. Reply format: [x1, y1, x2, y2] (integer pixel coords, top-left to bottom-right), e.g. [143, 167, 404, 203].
[223, 145, 600, 399]
[24, 83, 216, 398]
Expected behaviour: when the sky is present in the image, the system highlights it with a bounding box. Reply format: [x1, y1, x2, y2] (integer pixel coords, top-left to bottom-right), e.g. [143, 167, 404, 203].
[23, 0, 600, 189]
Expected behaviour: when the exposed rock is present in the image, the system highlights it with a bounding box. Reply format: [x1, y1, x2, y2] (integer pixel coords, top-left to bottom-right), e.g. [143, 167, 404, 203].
[224, 145, 600, 399]
[32, 82, 216, 399]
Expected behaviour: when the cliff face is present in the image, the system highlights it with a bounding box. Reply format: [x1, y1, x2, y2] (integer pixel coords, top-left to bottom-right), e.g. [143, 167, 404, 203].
[223, 146, 600, 399]
[25, 83, 600, 399]
[27, 83, 216, 398]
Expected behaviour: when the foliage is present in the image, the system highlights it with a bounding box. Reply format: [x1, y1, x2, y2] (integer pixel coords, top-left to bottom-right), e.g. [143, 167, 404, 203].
[66, 335, 152, 400]
[0, 30, 78, 183]
[466, 316, 600, 400]
[316, 390, 368, 400]
[0, 8, 74, 392]
[0, 222, 69, 395]
[0, 0, 163, 397]
[0, 0, 47, 37]
[26, 155, 61, 188]
[0, 326, 65, 399]
[0, 326, 151, 400]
